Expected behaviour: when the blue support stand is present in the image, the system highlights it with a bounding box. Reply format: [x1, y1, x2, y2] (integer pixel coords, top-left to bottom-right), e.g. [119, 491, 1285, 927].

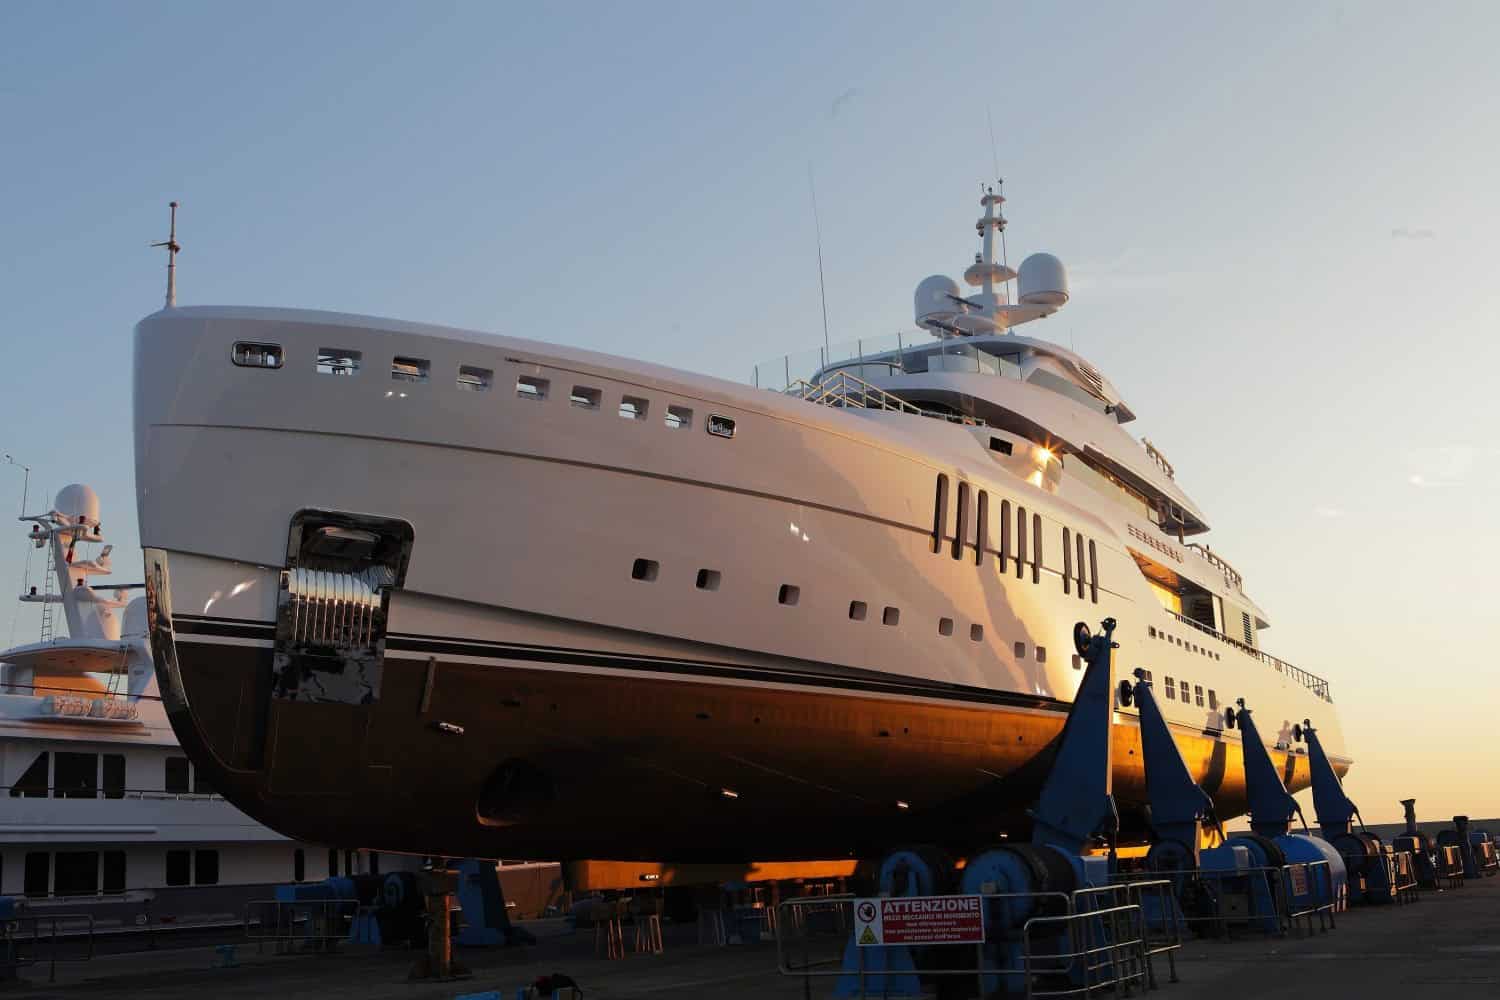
[1227, 702, 1346, 915]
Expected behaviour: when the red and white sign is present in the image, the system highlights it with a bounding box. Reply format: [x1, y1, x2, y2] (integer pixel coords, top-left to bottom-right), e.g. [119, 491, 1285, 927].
[854, 895, 985, 946]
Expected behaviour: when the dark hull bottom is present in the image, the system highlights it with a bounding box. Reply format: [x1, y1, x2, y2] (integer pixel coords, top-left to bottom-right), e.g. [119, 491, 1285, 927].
[155, 625, 1333, 863]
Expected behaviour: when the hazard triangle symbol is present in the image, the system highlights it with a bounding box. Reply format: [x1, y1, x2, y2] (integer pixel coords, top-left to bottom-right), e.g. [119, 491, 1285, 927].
[858, 925, 878, 945]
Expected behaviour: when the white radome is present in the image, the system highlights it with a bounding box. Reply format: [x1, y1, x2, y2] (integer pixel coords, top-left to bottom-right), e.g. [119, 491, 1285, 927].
[1018, 252, 1069, 307]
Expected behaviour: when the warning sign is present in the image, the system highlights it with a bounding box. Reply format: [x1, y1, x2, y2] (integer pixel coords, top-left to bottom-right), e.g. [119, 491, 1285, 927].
[1287, 863, 1309, 896]
[853, 895, 985, 946]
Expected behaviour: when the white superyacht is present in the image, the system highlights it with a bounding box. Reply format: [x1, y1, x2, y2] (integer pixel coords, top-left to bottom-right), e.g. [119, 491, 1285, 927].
[131, 188, 1348, 865]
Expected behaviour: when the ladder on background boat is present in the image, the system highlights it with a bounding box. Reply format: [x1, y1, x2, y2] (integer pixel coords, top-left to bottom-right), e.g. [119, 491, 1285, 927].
[38, 556, 56, 645]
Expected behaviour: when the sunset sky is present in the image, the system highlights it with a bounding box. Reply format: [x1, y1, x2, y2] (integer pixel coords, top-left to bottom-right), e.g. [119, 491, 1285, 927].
[3, 2, 1497, 823]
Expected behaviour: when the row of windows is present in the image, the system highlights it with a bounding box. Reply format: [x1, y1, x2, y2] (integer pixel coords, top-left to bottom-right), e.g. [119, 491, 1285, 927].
[7, 752, 212, 798]
[629, 557, 1050, 660]
[232, 342, 734, 437]
[3, 850, 218, 898]
[1161, 674, 1218, 712]
[931, 475, 1099, 603]
[1148, 626, 1222, 662]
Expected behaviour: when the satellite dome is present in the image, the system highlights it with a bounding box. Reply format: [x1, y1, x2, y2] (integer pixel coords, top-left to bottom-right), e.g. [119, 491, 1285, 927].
[54, 484, 100, 526]
[914, 274, 964, 331]
[1018, 253, 1069, 307]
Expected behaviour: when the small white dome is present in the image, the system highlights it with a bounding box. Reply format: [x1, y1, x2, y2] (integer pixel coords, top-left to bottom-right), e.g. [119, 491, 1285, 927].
[914, 274, 964, 330]
[54, 484, 100, 526]
[1018, 253, 1069, 307]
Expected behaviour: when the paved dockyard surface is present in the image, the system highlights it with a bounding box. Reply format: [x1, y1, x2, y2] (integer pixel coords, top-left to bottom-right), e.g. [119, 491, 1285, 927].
[7, 877, 1500, 999]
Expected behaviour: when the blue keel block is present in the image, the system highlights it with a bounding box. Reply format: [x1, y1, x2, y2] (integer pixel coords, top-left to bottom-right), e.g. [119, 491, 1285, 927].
[831, 935, 921, 998]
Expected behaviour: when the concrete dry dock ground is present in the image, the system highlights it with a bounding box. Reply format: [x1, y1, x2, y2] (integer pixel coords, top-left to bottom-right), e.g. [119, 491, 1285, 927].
[7, 878, 1500, 999]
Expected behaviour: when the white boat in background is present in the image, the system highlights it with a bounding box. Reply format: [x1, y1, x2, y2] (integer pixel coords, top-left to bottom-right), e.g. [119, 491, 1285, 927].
[0, 484, 389, 931]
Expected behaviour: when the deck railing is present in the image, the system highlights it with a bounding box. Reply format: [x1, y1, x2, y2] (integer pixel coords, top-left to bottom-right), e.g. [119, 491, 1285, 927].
[1165, 610, 1331, 702]
[785, 370, 985, 427]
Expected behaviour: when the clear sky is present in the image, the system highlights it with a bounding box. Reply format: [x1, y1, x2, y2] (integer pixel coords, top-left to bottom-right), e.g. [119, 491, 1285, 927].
[3, 2, 1496, 824]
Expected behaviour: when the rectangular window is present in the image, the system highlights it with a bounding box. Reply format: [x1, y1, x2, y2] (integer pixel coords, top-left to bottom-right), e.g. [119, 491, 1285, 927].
[999, 499, 1011, 570]
[516, 375, 549, 400]
[1075, 533, 1086, 597]
[103, 851, 126, 894]
[55, 752, 97, 799]
[1194, 685, 1205, 707]
[315, 349, 361, 375]
[102, 754, 125, 799]
[11, 752, 49, 798]
[970, 623, 984, 642]
[931, 475, 949, 555]
[1014, 641, 1027, 660]
[25, 853, 49, 897]
[630, 558, 659, 582]
[1208, 690, 1218, 710]
[695, 569, 721, 591]
[706, 413, 736, 438]
[456, 365, 492, 391]
[1036, 646, 1047, 664]
[1031, 513, 1042, 584]
[777, 584, 800, 606]
[849, 601, 868, 621]
[1179, 679, 1191, 702]
[975, 491, 988, 566]
[988, 437, 1013, 456]
[1164, 677, 1176, 700]
[165, 756, 190, 793]
[570, 386, 601, 409]
[1015, 506, 1028, 580]
[882, 607, 900, 626]
[1088, 539, 1099, 603]
[665, 405, 693, 429]
[938, 617, 954, 636]
[165, 850, 191, 887]
[1062, 527, 1072, 594]
[231, 342, 283, 369]
[54, 851, 99, 896]
[390, 356, 430, 382]
[953, 482, 969, 560]
[619, 396, 649, 420]
[1141, 670, 1153, 683]
[195, 850, 220, 886]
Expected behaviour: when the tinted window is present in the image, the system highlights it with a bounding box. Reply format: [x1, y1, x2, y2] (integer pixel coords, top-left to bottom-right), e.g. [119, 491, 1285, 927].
[165, 850, 190, 887]
[103, 851, 126, 894]
[165, 756, 190, 793]
[24, 852, 49, 897]
[195, 850, 220, 886]
[54, 851, 98, 895]
[103, 754, 125, 799]
[10, 752, 48, 798]
[55, 752, 97, 799]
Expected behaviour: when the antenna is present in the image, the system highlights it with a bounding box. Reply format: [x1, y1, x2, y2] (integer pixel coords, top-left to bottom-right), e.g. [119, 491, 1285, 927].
[807, 163, 831, 358]
[986, 107, 1001, 183]
[151, 201, 181, 308]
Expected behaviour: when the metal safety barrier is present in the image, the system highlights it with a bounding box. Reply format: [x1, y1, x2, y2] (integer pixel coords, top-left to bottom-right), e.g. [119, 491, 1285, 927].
[1022, 903, 1150, 999]
[775, 889, 1160, 998]
[1111, 861, 1337, 940]
[0, 913, 94, 984]
[244, 899, 358, 954]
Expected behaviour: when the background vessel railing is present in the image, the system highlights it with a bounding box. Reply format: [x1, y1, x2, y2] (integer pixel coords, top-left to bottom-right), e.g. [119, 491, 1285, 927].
[1165, 609, 1331, 702]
